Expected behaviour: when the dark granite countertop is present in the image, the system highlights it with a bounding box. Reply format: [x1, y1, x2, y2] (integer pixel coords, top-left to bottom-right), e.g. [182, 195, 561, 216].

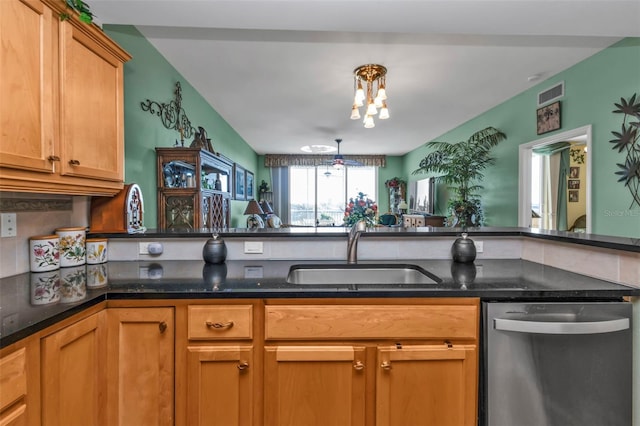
[96, 227, 640, 253]
[1, 258, 638, 349]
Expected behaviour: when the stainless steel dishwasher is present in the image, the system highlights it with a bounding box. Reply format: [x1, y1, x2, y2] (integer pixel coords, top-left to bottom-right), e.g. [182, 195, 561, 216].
[483, 301, 632, 426]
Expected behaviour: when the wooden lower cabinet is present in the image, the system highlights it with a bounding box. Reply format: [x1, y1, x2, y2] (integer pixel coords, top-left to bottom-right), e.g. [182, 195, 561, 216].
[41, 311, 106, 426]
[186, 346, 254, 426]
[264, 345, 366, 426]
[376, 344, 478, 426]
[106, 307, 174, 426]
[0, 335, 39, 426]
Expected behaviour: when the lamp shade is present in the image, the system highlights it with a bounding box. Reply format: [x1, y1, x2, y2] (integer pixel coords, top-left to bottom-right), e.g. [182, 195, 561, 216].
[243, 199, 264, 215]
[259, 200, 274, 214]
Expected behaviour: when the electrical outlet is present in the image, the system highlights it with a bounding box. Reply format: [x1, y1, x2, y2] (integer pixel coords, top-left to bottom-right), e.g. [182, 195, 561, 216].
[475, 241, 484, 253]
[244, 241, 263, 254]
[139, 242, 150, 255]
[1, 213, 17, 237]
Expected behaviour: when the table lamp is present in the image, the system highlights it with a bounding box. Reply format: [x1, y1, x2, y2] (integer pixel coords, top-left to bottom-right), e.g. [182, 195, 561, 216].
[259, 200, 274, 218]
[244, 199, 265, 228]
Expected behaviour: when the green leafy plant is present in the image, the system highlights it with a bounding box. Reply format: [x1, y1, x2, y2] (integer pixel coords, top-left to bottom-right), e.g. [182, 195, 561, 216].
[60, 0, 94, 24]
[412, 126, 507, 228]
[611, 94, 640, 208]
[344, 192, 378, 227]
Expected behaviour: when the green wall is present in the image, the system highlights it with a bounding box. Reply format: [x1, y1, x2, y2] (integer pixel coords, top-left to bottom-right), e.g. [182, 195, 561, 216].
[104, 25, 258, 228]
[404, 38, 640, 238]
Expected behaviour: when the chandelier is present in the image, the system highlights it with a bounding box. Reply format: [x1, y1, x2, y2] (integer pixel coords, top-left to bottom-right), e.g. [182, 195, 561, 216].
[350, 64, 389, 128]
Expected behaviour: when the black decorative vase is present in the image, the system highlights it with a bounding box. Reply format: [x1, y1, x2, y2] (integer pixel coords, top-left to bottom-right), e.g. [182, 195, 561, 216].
[203, 234, 227, 264]
[451, 233, 476, 263]
[202, 263, 228, 290]
[450, 262, 477, 289]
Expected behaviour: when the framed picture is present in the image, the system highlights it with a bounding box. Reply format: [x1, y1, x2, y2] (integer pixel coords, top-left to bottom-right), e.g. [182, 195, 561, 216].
[568, 179, 580, 189]
[568, 190, 579, 202]
[569, 166, 580, 178]
[246, 171, 255, 200]
[536, 101, 561, 135]
[233, 164, 245, 200]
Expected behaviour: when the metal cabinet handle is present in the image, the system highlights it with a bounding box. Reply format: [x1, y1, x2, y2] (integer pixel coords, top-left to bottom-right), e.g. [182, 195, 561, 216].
[48, 155, 60, 162]
[68, 159, 80, 165]
[159, 321, 168, 333]
[353, 361, 364, 371]
[237, 361, 249, 371]
[205, 320, 234, 329]
[494, 317, 629, 335]
[380, 361, 392, 370]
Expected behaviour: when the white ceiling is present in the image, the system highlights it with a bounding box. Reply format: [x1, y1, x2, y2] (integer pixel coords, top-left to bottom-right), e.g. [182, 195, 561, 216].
[90, 0, 640, 156]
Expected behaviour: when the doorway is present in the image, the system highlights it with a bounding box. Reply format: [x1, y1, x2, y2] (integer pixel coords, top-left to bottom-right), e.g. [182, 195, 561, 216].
[518, 125, 592, 233]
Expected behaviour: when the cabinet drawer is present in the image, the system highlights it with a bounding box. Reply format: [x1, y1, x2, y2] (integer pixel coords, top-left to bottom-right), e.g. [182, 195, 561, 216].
[188, 305, 253, 340]
[0, 348, 26, 411]
[265, 304, 478, 340]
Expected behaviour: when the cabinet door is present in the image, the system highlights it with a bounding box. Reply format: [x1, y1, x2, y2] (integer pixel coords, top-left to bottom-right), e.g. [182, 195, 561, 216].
[58, 20, 124, 182]
[41, 311, 107, 426]
[186, 346, 253, 426]
[376, 344, 477, 426]
[0, 0, 55, 174]
[264, 346, 366, 426]
[107, 308, 174, 426]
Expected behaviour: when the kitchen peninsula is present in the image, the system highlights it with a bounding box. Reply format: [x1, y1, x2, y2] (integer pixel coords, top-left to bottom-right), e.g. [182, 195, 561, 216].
[0, 227, 638, 425]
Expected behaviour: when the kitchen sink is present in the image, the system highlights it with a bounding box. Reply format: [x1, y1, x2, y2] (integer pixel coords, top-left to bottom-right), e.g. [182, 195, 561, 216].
[286, 264, 441, 285]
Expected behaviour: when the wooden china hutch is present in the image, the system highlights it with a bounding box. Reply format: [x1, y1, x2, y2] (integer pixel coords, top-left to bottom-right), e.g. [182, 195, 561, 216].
[156, 148, 232, 230]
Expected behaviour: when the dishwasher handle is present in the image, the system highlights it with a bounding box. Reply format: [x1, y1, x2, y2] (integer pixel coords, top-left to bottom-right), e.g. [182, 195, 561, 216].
[494, 317, 629, 335]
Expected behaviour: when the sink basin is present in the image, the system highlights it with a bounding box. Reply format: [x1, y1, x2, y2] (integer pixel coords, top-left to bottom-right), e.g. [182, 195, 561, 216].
[286, 264, 441, 285]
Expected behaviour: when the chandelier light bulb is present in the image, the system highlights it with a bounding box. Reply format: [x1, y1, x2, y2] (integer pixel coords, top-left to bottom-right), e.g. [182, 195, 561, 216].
[377, 85, 387, 101]
[363, 115, 375, 128]
[374, 95, 384, 108]
[366, 102, 378, 116]
[354, 95, 364, 108]
[379, 103, 390, 120]
[355, 81, 365, 103]
[350, 104, 361, 120]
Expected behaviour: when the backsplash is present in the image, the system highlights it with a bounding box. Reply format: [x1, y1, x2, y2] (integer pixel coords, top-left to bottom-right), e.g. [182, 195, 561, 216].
[0, 193, 90, 278]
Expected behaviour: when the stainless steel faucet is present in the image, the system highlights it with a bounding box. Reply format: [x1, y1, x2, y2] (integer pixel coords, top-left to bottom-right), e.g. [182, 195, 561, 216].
[347, 220, 367, 264]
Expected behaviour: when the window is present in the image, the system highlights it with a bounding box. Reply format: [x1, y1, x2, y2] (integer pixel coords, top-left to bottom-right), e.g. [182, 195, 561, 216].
[289, 166, 377, 226]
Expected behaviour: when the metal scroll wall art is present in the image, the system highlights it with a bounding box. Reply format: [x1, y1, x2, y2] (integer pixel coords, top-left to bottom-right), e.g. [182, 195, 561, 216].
[611, 93, 640, 208]
[141, 82, 196, 146]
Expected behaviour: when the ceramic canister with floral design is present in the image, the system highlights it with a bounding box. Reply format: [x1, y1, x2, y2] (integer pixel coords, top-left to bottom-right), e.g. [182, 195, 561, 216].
[86, 238, 108, 264]
[30, 270, 61, 305]
[55, 227, 86, 267]
[29, 235, 60, 272]
[60, 265, 87, 303]
[87, 263, 108, 288]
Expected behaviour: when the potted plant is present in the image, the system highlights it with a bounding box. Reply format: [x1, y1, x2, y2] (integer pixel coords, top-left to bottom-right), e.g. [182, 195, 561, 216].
[60, 0, 94, 23]
[412, 126, 506, 228]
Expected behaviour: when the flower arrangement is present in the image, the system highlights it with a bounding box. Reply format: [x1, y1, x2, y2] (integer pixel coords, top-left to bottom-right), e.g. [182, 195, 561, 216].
[344, 192, 378, 227]
[384, 177, 406, 188]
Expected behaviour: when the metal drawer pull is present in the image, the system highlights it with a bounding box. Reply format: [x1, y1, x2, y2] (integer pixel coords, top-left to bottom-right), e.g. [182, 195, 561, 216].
[494, 317, 629, 335]
[48, 155, 60, 162]
[159, 321, 167, 333]
[353, 361, 364, 371]
[380, 361, 392, 370]
[205, 320, 234, 329]
[68, 159, 80, 165]
[237, 361, 249, 371]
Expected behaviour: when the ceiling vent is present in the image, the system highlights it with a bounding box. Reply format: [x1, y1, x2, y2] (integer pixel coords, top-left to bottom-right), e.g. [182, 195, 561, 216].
[538, 81, 564, 106]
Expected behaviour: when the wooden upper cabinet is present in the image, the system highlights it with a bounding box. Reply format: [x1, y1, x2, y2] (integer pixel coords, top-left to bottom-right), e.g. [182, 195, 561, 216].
[0, 0, 131, 195]
[0, 0, 55, 174]
[58, 19, 125, 182]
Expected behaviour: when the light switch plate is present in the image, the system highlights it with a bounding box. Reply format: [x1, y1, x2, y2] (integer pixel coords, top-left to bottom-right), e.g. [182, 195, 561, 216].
[1, 213, 17, 237]
[475, 241, 484, 253]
